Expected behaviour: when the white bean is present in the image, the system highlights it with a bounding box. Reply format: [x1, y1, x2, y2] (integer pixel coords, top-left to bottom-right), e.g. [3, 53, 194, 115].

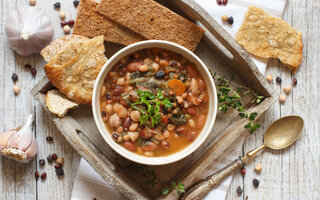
[188, 119, 196, 129]
[113, 103, 127, 118]
[189, 78, 199, 93]
[138, 64, 149, 72]
[129, 123, 138, 131]
[144, 151, 154, 157]
[167, 124, 176, 131]
[124, 85, 134, 93]
[130, 110, 141, 122]
[109, 113, 121, 128]
[163, 130, 170, 138]
[176, 96, 183, 104]
[116, 127, 123, 134]
[116, 78, 125, 86]
[128, 131, 139, 142]
[105, 104, 113, 115]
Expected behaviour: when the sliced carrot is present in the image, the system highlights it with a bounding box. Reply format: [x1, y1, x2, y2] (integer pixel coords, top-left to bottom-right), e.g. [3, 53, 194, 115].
[167, 79, 186, 95]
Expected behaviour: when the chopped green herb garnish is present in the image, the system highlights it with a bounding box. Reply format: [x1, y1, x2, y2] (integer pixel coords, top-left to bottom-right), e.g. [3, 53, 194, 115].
[131, 89, 173, 127]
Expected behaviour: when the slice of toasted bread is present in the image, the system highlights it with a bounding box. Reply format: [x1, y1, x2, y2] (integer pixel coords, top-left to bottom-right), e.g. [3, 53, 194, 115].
[41, 35, 89, 62]
[73, 0, 145, 45]
[236, 6, 303, 72]
[96, 0, 205, 51]
[45, 90, 78, 117]
[44, 36, 107, 105]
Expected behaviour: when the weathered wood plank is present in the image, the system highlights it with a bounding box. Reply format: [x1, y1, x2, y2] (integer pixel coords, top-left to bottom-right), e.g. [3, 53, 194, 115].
[227, 0, 320, 199]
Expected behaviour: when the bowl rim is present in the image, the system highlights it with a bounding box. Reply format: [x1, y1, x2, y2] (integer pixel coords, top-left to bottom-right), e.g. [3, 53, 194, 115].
[92, 40, 217, 165]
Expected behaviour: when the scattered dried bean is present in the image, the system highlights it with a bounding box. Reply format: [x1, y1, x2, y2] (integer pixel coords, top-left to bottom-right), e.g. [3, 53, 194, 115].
[11, 73, 18, 82]
[236, 186, 243, 195]
[252, 178, 259, 187]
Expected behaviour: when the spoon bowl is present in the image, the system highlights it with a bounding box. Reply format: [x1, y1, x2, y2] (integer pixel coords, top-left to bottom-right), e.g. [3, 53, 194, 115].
[264, 115, 304, 150]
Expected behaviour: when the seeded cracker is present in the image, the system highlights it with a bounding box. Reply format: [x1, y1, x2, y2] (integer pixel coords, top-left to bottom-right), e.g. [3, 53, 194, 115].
[96, 0, 205, 51]
[236, 6, 303, 72]
[73, 0, 145, 46]
[45, 90, 78, 118]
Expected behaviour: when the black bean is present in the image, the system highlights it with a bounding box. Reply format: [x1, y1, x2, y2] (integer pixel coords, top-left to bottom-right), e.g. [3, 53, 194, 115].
[73, 0, 80, 6]
[106, 93, 112, 100]
[252, 178, 259, 187]
[55, 168, 64, 176]
[155, 70, 165, 79]
[47, 155, 53, 163]
[227, 17, 234, 25]
[169, 60, 178, 67]
[39, 159, 45, 166]
[276, 77, 282, 83]
[101, 111, 106, 118]
[236, 186, 243, 195]
[53, 2, 61, 8]
[11, 73, 18, 82]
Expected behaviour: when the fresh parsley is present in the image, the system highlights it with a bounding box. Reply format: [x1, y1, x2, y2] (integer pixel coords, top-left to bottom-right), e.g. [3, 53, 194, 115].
[131, 89, 173, 127]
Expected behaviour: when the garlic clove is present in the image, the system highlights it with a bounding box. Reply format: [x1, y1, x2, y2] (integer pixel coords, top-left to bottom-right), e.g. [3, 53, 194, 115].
[0, 114, 38, 163]
[7, 115, 34, 151]
[0, 128, 18, 150]
[25, 137, 38, 161]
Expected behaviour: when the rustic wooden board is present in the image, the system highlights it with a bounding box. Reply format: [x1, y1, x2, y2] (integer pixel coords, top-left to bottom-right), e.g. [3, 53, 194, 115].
[30, 0, 278, 199]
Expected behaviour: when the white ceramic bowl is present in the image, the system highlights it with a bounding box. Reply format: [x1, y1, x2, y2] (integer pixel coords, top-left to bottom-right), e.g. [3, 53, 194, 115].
[92, 40, 217, 165]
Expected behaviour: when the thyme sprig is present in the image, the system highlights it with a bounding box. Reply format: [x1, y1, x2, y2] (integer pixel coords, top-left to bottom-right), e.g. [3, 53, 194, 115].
[211, 71, 263, 133]
[162, 181, 185, 195]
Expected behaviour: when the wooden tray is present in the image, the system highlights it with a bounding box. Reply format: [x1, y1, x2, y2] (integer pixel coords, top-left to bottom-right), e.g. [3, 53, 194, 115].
[31, 0, 277, 199]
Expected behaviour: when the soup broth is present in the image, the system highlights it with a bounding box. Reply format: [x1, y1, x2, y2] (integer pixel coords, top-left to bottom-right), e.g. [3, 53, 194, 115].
[100, 48, 209, 157]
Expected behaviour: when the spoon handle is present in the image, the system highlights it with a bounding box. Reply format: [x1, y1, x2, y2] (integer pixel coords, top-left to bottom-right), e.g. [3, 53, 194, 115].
[179, 157, 244, 200]
[179, 144, 265, 200]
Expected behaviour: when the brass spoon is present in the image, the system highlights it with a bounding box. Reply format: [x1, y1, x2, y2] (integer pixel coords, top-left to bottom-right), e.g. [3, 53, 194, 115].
[179, 115, 304, 200]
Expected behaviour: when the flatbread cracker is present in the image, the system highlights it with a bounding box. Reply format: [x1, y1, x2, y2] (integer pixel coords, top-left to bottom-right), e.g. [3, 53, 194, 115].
[96, 0, 205, 51]
[73, 0, 145, 46]
[41, 35, 89, 62]
[45, 90, 78, 117]
[44, 36, 107, 105]
[236, 6, 303, 72]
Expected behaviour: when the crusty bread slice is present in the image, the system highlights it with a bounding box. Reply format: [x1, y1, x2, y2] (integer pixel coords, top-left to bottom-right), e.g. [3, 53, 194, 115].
[45, 90, 78, 117]
[44, 36, 107, 105]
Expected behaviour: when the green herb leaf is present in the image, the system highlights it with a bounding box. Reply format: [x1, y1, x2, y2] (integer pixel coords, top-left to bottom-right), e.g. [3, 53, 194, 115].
[132, 89, 173, 127]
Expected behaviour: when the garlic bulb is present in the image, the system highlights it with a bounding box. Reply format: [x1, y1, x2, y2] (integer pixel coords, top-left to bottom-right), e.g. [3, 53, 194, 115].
[5, 7, 54, 56]
[0, 114, 38, 163]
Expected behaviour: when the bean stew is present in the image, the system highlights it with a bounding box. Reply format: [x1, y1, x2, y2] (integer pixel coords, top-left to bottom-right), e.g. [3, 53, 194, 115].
[100, 48, 209, 157]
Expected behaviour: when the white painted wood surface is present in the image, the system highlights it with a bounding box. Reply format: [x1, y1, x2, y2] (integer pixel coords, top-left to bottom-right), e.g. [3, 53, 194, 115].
[0, 1, 318, 200]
